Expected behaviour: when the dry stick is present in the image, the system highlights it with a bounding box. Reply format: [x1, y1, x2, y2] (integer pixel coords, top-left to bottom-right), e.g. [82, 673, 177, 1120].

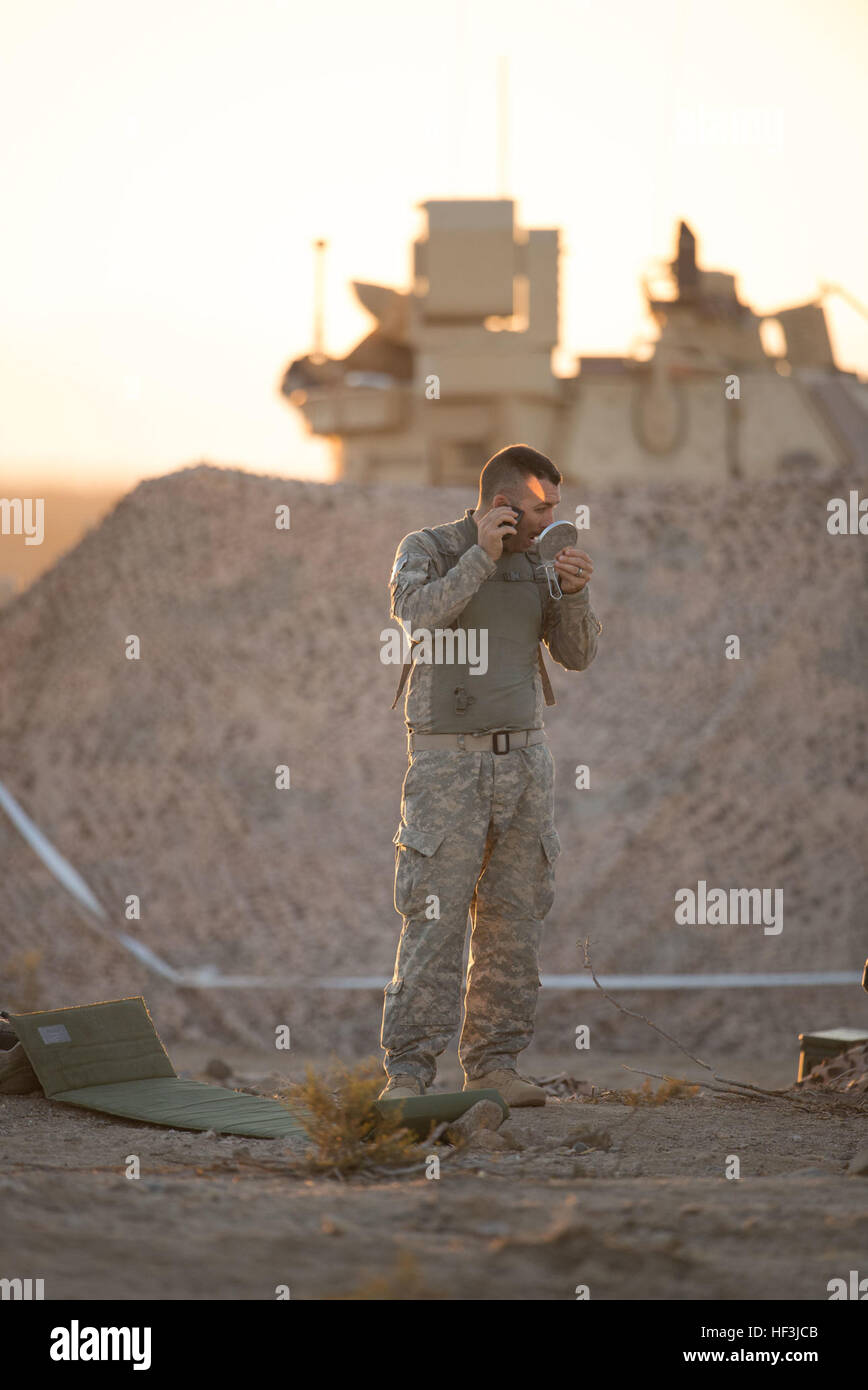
[359, 1121, 459, 1180]
[580, 938, 796, 1101]
[367, 1151, 462, 1180]
[620, 1063, 773, 1103]
[619, 1065, 846, 1115]
[801, 1059, 865, 1087]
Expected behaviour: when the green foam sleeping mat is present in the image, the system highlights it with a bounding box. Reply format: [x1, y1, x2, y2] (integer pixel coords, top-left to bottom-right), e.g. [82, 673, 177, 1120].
[375, 1089, 510, 1139]
[7, 997, 311, 1141]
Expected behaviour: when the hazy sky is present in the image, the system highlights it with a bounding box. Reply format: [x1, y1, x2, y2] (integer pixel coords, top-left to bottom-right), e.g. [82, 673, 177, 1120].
[1, 0, 866, 488]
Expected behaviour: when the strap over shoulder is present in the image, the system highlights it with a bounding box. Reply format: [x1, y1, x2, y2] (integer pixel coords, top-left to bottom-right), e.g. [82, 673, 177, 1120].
[391, 659, 414, 710]
[537, 645, 556, 706]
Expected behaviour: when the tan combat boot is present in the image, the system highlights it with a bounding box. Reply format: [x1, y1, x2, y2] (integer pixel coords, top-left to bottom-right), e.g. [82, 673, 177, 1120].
[464, 1069, 547, 1107]
[377, 1075, 427, 1101]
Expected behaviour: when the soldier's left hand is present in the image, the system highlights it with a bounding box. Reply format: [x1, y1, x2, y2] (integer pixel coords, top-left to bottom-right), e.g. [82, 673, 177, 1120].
[554, 547, 592, 594]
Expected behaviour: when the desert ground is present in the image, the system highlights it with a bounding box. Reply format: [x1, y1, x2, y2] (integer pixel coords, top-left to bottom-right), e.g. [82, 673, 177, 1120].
[2, 1041, 866, 1302]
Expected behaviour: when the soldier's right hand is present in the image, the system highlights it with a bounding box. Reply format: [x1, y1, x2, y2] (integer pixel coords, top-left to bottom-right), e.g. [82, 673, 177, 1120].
[475, 505, 518, 561]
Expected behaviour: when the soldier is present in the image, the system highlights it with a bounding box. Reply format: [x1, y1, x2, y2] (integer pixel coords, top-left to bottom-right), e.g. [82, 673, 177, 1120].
[379, 444, 602, 1107]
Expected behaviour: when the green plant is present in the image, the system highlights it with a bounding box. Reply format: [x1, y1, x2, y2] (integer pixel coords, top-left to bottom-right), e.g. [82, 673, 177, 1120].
[613, 1076, 700, 1106]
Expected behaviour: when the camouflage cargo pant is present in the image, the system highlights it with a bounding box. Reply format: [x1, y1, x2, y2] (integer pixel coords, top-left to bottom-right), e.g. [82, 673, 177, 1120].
[380, 743, 561, 1085]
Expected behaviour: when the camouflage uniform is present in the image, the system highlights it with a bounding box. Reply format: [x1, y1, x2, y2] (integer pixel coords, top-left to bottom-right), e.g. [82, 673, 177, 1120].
[380, 509, 601, 1085]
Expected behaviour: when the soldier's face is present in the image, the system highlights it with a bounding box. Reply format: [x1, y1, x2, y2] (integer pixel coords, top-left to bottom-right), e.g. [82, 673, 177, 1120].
[496, 477, 561, 552]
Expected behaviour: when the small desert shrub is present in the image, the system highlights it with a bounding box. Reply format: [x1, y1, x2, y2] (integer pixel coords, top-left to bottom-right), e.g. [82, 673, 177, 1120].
[612, 1076, 700, 1106]
[277, 1057, 425, 1175]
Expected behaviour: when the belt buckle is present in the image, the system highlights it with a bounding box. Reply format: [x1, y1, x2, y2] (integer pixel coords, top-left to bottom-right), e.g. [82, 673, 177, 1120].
[492, 731, 510, 755]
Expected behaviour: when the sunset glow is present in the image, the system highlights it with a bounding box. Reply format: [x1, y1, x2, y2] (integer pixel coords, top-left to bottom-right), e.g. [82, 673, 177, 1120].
[1, 0, 865, 489]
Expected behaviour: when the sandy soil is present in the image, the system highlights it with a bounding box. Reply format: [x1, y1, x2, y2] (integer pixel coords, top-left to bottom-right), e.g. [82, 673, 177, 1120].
[2, 1045, 866, 1302]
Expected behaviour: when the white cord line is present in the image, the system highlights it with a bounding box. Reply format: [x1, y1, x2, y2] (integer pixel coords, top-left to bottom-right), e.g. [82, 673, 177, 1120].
[0, 779, 293, 990]
[0, 779, 108, 920]
[319, 972, 861, 990]
[3, 781, 859, 994]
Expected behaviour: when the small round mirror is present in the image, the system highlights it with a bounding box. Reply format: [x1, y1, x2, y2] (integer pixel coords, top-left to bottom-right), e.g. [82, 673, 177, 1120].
[535, 520, 578, 563]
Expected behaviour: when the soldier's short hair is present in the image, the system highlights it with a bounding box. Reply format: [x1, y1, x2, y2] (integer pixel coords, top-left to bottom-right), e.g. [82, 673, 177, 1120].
[478, 444, 562, 504]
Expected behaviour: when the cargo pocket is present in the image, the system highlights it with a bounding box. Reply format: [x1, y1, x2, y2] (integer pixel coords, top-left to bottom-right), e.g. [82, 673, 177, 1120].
[380, 975, 405, 1050]
[533, 827, 561, 918]
[393, 823, 447, 917]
